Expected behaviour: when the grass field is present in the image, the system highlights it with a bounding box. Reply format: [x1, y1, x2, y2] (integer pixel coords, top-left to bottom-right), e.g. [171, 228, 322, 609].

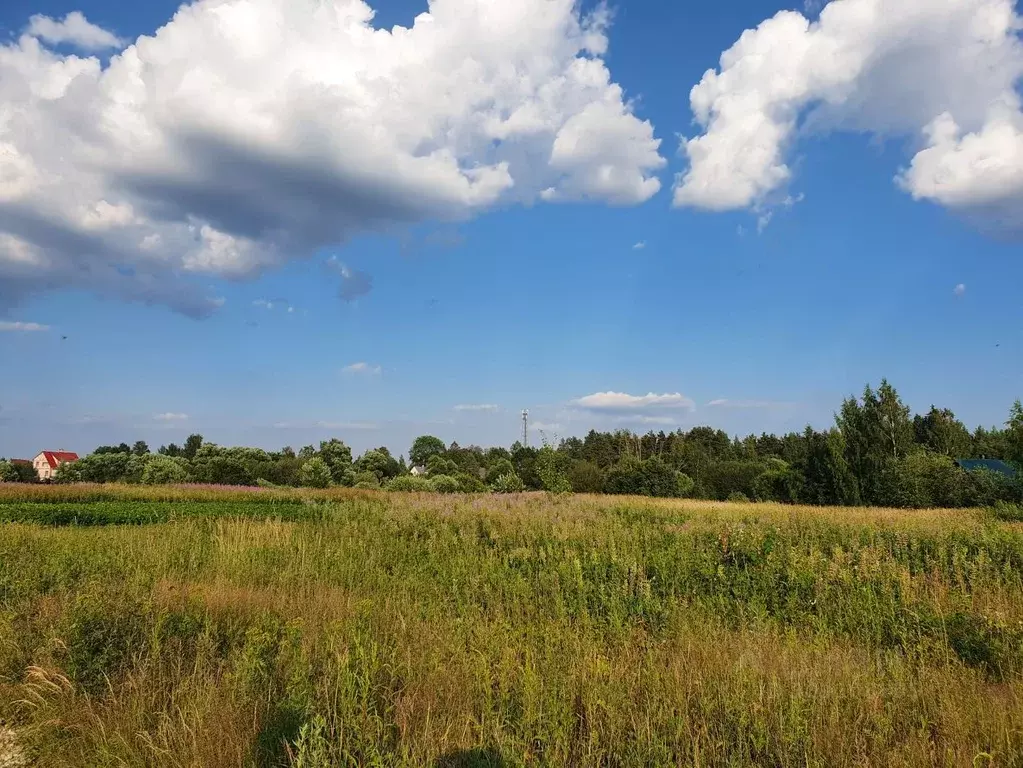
[2, 485, 1023, 766]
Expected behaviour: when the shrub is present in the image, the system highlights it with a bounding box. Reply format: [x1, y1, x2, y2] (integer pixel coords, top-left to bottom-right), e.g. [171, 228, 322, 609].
[0, 460, 19, 483]
[141, 455, 188, 485]
[53, 460, 83, 484]
[727, 491, 751, 503]
[568, 460, 604, 493]
[603, 458, 647, 496]
[353, 471, 381, 490]
[485, 459, 516, 486]
[455, 473, 487, 493]
[299, 458, 333, 489]
[536, 446, 571, 494]
[675, 472, 695, 498]
[491, 472, 525, 493]
[385, 475, 436, 492]
[431, 475, 460, 494]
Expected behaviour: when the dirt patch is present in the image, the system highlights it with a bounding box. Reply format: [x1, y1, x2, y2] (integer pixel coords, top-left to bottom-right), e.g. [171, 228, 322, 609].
[0, 726, 28, 768]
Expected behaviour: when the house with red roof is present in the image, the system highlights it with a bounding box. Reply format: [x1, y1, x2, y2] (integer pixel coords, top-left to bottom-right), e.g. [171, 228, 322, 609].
[32, 450, 80, 481]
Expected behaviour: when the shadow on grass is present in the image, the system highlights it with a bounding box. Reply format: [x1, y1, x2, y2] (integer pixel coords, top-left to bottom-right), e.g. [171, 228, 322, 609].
[435, 746, 508, 767]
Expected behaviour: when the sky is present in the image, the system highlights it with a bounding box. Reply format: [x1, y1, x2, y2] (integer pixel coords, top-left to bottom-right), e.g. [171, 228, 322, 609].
[1, 0, 1022, 460]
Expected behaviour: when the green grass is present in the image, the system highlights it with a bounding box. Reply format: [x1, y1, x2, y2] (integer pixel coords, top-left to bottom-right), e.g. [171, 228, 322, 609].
[1, 486, 1023, 766]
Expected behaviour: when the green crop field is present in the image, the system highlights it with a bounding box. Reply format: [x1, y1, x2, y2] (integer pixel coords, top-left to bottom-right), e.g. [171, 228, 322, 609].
[2, 485, 1023, 766]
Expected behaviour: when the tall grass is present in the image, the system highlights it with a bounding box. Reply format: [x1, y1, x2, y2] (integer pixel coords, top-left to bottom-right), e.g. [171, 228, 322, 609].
[1, 488, 1022, 765]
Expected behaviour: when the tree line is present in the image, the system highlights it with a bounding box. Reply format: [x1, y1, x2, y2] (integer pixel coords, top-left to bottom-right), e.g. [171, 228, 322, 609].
[2, 380, 1021, 508]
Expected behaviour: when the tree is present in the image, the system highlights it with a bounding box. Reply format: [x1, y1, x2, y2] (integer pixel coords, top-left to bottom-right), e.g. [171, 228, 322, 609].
[1007, 400, 1023, 469]
[604, 458, 647, 496]
[355, 449, 401, 482]
[182, 434, 204, 460]
[485, 459, 516, 486]
[75, 452, 132, 483]
[0, 460, 19, 483]
[536, 445, 571, 494]
[701, 460, 769, 502]
[299, 458, 332, 489]
[53, 460, 83, 484]
[913, 407, 971, 458]
[431, 475, 460, 493]
[94, 443, 131, 455]
[797, 428, 859, 506]
[159, 443, 182, 458]
[318, 439, 353, 484]
[142, 455, 188, 485]
[132, 441, 150, 456]
[409, 436, 447, 468]
[567, 460, 604, 493]
[641, 456, 682, 498]
[427, 454, 460, 477]
[492, 472, 525, 493]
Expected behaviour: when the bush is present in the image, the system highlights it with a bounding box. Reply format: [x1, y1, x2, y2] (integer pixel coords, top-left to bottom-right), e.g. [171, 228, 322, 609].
[485, 459, 516, 486]
[675, 472, 695, 498]
[54, 460, 83, 484]
[455, 472, 487, 493]
[141, 455, 188, 485]
[727, 491, 751, 503]
[352, 471, 381, 490]
[536, 446, 571, 494]
[491, 472, 525, 493]
[431, 475, 460, 494]
[299, 458, 333, 489]
[568, 460, 604, 493]
[385, 475, 436, 492]
[0, 460, 19, 483]
[603, 458, 647, 496]
[989, 501, 1023, 522]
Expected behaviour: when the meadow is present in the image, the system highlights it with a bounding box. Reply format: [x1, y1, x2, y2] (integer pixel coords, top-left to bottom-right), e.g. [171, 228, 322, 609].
[2, 485, 1023, 766]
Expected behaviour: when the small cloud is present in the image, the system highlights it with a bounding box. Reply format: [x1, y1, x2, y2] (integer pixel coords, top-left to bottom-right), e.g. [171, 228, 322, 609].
[328, 258, 373, 302]
[953, 283, 967, 297]
[573, 391, 696, 413]
[803, 0, 825, 16]
[26, 11, 124, 51]
[154, 412, 189, 421]
[707, 399, 794, 409]
[253, 297, 295, 312]
[453, 404, 500, 412]
[632, 241, 646, 250]
[0, 321, 49, 332]
[342, 362, 382, 376]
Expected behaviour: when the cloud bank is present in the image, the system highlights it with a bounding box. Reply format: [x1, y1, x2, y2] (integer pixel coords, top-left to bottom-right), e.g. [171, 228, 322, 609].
[673, 0, 1023, 233]
[0, 0, 664, 316]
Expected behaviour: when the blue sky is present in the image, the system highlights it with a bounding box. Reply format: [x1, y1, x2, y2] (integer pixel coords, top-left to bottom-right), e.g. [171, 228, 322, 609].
[1, 0, 1021, 459]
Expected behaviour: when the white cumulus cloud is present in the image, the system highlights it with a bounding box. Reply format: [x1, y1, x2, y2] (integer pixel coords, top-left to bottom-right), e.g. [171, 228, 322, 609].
[673, 0, 1023, 233]
[0, 0, 664, 316]
[26, 12, 124, 51]
[0, 320, 48, 331]
[573, 391, 696, 413]
[954, 283, 967, 297]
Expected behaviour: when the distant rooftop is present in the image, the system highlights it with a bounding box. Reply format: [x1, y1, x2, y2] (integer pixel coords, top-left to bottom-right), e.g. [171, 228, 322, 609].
[955, 459, 1018, 478]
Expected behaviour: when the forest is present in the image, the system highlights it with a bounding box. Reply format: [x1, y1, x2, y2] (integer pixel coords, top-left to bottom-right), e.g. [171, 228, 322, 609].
[3, 380, 1021, 509]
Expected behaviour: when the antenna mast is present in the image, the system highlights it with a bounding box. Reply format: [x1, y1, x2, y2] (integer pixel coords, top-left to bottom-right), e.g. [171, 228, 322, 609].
[521, 409, 529, 447]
